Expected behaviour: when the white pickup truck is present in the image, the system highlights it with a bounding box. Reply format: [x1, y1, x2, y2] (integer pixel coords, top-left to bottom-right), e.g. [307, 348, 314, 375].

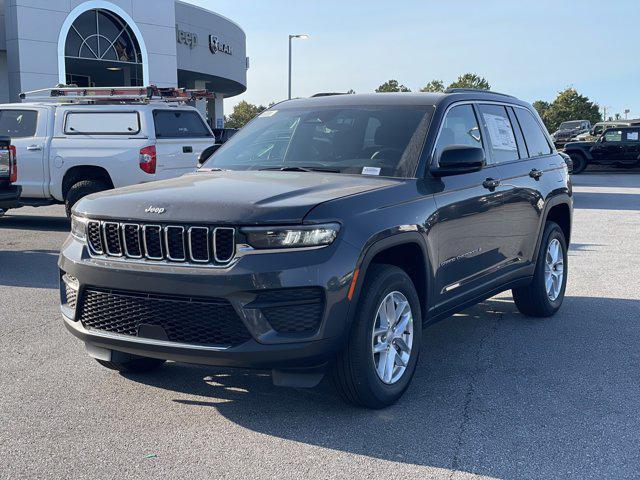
[0, 93, 214, 216]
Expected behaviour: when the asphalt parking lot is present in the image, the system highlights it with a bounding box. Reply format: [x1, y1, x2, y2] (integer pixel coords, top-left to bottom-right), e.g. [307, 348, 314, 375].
[1, 172, 639, 480]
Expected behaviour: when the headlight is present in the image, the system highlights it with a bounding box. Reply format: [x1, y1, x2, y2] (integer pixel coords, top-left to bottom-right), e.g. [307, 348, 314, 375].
[242, 223, 340, 250]
[70, 215, 88, 242]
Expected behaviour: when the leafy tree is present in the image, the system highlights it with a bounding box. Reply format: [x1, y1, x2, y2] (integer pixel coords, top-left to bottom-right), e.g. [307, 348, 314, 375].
[541, 88, 602, 132]
[224, 101, 268, 129]
[420, 80, 445, 93]
[447, 73, 490, 91]
[375, 80, 411, 93]
[532, 100, 551, 120]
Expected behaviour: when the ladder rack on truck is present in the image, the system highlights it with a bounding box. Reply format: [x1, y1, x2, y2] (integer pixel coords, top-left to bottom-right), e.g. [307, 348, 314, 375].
[18, 85, 215, 104]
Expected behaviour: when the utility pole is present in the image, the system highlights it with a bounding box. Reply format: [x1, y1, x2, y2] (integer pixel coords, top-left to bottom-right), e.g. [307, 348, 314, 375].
[288, 34, 310, 100]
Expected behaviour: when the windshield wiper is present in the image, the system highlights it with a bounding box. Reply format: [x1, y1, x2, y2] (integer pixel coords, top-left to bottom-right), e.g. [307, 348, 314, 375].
[259, 166, 340, 173]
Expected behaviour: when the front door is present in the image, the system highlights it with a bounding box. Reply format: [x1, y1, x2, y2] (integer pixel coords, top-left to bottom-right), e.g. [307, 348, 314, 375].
[590, 129, 625, 164]
[0, 108, 48, 198]
[430, 103, 510, 307]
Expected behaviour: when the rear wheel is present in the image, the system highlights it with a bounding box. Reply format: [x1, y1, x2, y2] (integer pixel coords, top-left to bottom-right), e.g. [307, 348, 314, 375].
[568, 152, 587, 174]
[96, 356, 166, 373]
[512, 221, 568, 317]
[331, 264, 422, 409]
[65, 179, 111, 218]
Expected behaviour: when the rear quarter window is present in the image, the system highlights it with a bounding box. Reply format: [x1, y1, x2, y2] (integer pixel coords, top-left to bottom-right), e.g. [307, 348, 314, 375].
[65, 112, 140, 135]
[153, 110, 212, 139]
[513, 108, 553, 157]
[0, 110, 38, 138]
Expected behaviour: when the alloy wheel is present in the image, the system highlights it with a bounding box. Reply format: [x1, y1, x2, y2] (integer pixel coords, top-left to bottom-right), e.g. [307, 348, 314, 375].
[544, 238, 564, 301]
[371, 291, 414, 385]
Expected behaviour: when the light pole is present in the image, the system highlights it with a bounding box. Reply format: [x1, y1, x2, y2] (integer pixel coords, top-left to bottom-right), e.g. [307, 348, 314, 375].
[288, 34, 309, 99]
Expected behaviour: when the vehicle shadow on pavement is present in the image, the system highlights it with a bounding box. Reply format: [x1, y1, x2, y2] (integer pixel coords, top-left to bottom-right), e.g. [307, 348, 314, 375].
[573, 191, 640, 211]
[126, 295, 640, 478]
[0, 250, 60, 288]
[0, 214, 70, 232]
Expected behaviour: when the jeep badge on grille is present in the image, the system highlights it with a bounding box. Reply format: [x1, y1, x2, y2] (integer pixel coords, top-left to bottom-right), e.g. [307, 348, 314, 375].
[145, 206, 166, 214]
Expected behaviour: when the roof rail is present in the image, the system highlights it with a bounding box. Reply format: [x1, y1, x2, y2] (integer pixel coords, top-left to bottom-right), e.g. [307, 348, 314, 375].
[18, 85, 215, 104]
[444, 88, 516, 98]
[310, 92, 351, 98]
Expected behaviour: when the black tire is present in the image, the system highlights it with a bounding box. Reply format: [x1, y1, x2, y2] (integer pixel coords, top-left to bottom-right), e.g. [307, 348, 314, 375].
[331, 264, 422, 409]
[512, 221, 568, 317]
[65, 179, 111, 218]
[568, 152, 587, 174]
[96, 356, 166, 373]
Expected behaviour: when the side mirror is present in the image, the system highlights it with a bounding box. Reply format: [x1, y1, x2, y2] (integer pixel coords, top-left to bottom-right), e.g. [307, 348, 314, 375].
[431, 146, 485, 178]
[198, 144, 222, 166]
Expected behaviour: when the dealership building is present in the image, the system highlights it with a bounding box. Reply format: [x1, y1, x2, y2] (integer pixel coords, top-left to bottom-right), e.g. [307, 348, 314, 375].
[0, 0, 248, 127]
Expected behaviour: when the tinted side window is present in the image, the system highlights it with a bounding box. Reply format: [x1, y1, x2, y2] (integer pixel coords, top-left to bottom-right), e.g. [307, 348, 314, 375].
[514, 108, 552, 157]
[153, 110, 212, 138]
[65, 112, 140, 135]
[435, 104, 482, 162]
[478, 104, 519, 163]
[624, 129, 640, 142]
[0, 110, 38, 138]
[603, 130, 622, 142]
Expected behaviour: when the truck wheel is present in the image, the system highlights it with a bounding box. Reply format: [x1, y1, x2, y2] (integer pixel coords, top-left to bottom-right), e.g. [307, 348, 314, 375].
[95, 357, 166, 373]
[331, 264, 422, 409]
[512, 221, 568, 317]
[65, 179, 111, 218]
[568, 153, 587, 174]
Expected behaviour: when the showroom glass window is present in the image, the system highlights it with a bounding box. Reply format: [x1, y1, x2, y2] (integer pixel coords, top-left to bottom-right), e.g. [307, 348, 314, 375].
[64, 9, 143, 87]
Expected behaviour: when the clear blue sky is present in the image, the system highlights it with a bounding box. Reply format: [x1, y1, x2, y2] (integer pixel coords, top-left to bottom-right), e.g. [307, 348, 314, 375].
[192, 0, 639, 119]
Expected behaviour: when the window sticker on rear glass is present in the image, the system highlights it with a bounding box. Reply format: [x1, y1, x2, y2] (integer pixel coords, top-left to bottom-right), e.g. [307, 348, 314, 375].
[362, 166, 381, 176]
[483, 113, 517, 151]
[259, 110, 278, 118]
[627, 131, 639, 141]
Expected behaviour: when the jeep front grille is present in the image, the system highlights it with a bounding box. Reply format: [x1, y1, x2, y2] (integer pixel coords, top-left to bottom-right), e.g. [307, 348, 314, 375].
[87, 220, 236, 266]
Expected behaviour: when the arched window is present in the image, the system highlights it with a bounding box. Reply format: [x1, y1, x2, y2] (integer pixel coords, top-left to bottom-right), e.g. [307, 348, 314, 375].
[64, 9, 144, 87]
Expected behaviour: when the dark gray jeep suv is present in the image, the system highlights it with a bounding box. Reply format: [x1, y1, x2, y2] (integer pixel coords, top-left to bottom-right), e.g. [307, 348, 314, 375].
[60, 90, 572, 408]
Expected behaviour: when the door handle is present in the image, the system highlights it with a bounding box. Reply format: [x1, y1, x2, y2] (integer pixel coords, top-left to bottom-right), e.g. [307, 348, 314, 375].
[529, 168, 544, 180]
[26, 145, 43, 151]
[482, 178, 501, 191]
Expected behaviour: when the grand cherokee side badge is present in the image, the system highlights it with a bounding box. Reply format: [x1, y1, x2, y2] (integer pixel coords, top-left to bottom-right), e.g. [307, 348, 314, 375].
[145, 206, 166, 214]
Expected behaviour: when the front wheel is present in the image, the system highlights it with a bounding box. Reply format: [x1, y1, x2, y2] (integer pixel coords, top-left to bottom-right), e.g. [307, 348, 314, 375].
[512, 221, 568, 317]
[331, 264, 422, 409]
[568, 153, 587, 174]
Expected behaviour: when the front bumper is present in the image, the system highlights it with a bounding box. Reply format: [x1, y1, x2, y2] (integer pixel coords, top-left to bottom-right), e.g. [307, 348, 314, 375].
[0, 184, 21, 210]
[59, 235, 361, 370]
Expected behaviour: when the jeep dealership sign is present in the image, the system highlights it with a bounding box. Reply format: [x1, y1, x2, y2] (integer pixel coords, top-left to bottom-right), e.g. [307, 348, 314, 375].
[176, 25, 232, 56]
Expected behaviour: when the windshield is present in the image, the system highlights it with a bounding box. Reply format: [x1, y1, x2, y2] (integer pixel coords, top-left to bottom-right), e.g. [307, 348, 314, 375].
[559, 121, 584, 130]
[203, 105, 434, 178]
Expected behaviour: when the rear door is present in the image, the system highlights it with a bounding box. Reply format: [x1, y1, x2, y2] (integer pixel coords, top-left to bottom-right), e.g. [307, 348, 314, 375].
[0, 108, 48, 198]
[152, 109, 214, 179]
[622, 128, 640, 164]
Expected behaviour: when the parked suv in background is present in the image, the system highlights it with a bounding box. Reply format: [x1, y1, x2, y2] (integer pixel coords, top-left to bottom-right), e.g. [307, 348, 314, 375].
[0, 136, 20, 214]
[0, 87, 213, 216]
[565, 126, 640, 173]
[573, 121, 631, 142]
[552, 120, 591, 148]
[60, 90, 572, 408]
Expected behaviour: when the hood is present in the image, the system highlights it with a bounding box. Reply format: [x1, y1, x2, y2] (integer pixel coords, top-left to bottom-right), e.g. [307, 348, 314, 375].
[75, 170, 401, 224]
